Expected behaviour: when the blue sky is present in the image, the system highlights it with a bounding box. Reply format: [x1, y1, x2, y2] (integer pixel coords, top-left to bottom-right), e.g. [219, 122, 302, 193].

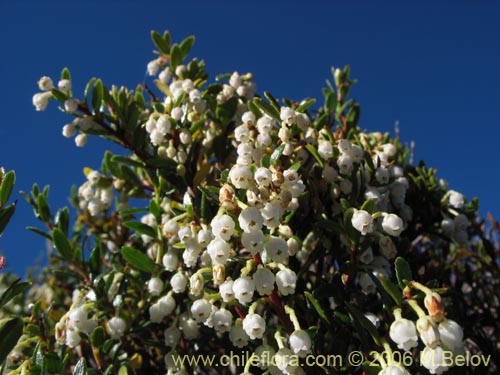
[0, 1, 499, 275]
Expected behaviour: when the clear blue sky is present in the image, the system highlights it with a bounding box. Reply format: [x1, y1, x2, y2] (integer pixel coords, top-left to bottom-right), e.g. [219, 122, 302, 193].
[0, 1, 499, 275]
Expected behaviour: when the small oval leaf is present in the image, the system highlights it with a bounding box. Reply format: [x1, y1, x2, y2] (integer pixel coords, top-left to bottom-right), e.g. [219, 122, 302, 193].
[0, 317, 24, 364]
[52, 227, 74, 261]
[121, 246, 155, 273]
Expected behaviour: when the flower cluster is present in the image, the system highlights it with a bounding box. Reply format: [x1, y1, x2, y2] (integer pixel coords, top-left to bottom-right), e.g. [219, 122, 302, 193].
[6, 30, 486, 375]
[387, 284, 464, 375]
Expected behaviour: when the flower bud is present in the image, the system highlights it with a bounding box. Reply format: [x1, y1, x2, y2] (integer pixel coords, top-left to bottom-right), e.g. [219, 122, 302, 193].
[381, 213, 404, 237]
[189, 272, 204, 296]
[32, 92, 52, 111]
[212, 264, 225, 286]
[424, 292, 445, 322]
[75, 133, 87, 147]
[38, 76, 54, 91]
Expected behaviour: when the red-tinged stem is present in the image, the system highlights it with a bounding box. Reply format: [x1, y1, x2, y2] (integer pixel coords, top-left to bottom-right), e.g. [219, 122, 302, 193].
[234, 305, 246, 319]
[269, 290, 294, 334]
[253, 253, 263, 265]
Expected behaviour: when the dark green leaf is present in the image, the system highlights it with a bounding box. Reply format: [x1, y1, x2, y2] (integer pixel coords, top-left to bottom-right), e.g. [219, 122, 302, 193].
[26, 226, 52, 240]
[163, 31, 171, 48]
[324, 91, 337, 112]
[180, 36, 195, 58]
[52, 227, 74, 261]
[346, 103, 361, 126]
[0, 204, 15, 236]
[121, 246, 155, 273]
[0, 317, 24, 364]
[170, 44, 182, 70]
[55, 207, 70, 235]
[0, 170, 15, 206]
[305, 144, 324, 168]
[395, 256, 413, 289]
[253, 98, 280, 122]
[289, 162, 301, 171]
[149, 200, 161, 219]
[0, 279, 31, 309]
[90, 326, 106, 347]
[61, 67, 71, 81]
[346, 303, 382, 346]
[123, 221, 157, 238]
[151, 30, 170, 54]
[111, 155, 145, 169]
[261, 155, 270, 168]
[84, 77, 97, 103]
[51, 88, 68, 102]
[216, 96, 238, 126]
[89, 246, 102, 275]
[37, 194, 51, 222]
[263, 91, 281, 113]
[378, 273, 403, 306]
[247, 101, 263, 118]
[92, 79, 104, 114]
[296, 98, 316, 112]
[304, 291, 330, 324]
[360, 199, 376, 214]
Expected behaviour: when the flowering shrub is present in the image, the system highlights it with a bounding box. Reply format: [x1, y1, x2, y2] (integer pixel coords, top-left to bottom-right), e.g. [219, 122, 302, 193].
[1, 31, 499, 375]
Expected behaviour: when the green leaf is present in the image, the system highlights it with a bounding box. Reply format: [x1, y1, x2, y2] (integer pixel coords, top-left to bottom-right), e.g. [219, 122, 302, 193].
[170, 44, 182, 70]
[73, 358, 87, 375]
[304, 291, 330, 324]
[52, 227, 74, 261]
[346, 103, 361, 126]
[395, 256, 413, 289]
[123, 221, 157, 238]
[61, 67, 71, 81]
[247, 101, 263, 118]
[346, 303, 382, 346]
[26, 226, 52, 240]
[180, 35, 195, 58]
[0, 170, 15, 206]
[37, 194, 51, 222]
[111, 155, 145, 169]
[270, 143, 286, 166]
[89, 246, 102, 275]
[163, 31, 171, 50]
[55, 207, 70, 235]
[305, 144, 324, 168]
[360, 198, 376, 214]
[289, 162, 302, 171]
[0, 204, 15, 236]
[378, 273, 403, 306]
[92, 79, 104, 114]
[121, 246, 155, 273]
[84, 77, 97, 103]
[0, 278, 31, 309]
[151, 30, 170, 54]
[0, 317, 24, 364]
[51, 88, 69, 102]
[253, 98, 281, 122]
[324, 91, 337, 112]
[296, 98, 316, 112]
[263, 91, 281, 113]
[216, 96, 238, 126]
[90, 326, 106, 347]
